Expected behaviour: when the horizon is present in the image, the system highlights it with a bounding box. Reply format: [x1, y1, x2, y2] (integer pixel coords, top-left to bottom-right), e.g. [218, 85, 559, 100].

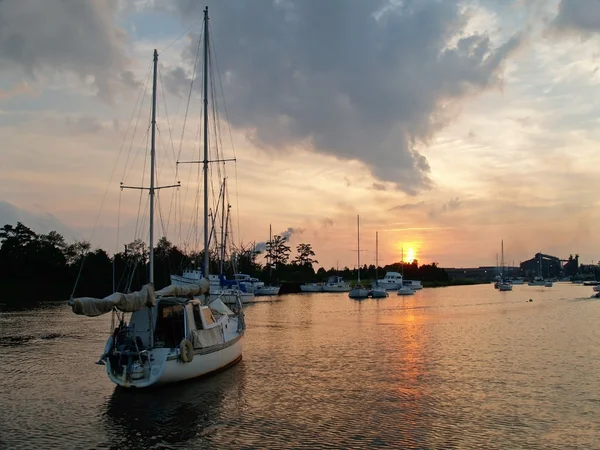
[2, 1, 600, 270]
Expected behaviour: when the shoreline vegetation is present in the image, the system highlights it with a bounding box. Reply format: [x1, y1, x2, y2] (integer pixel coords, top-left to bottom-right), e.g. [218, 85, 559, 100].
[0, 222, 456, 304]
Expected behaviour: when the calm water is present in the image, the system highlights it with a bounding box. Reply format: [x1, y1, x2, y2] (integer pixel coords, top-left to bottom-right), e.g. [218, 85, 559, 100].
[1, 283, 599, 449]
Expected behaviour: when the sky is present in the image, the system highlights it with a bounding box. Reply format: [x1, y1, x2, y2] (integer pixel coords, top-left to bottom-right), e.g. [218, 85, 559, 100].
[1, 0, 600, 270]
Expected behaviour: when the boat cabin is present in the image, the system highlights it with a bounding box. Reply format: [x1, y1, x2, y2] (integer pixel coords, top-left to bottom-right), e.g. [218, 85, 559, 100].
[380, 272, 403, 283]
[126, 298, 226, 350]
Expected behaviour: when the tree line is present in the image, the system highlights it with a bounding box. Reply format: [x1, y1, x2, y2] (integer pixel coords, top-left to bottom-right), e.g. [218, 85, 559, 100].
[0, 222, 448, 302]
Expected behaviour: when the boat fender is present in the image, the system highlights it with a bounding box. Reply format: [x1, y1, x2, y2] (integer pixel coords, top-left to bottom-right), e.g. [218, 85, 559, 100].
[180, 339, 194, 363]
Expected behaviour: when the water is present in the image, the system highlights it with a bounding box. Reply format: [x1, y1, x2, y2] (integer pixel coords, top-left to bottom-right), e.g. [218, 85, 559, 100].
[1, 283, 599, 449]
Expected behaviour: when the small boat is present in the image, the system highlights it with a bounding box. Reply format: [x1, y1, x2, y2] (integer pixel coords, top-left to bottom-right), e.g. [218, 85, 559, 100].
[544, 280, 553, 288]
[254, 285, 280, 296]
[402, 279, 423, 290]
[528, 276, 545, 286]
[322, 276, 351, 292]
[498, 282, 513, 291]
[377, 272, 403, 290]
[369, 232, 389, 298]
[300, 283, 323, 293]
[349, 215, 369, 300]
[397, 285, 415, 296]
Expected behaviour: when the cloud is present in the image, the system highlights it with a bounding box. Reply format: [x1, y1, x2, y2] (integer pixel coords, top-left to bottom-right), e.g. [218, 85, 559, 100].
[0, 0, 133, 99]
[550, 0, 600, 34]
[371, 182, 387, 191]
[429, 197, 461, 218]
[162, 0, 522, 194]
[388, 201, 426, 212]
[0, 200, 78, 240]
[0, 81, 34, 101]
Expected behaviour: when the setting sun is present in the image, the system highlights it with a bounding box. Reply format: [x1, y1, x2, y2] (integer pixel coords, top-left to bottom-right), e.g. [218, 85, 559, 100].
[405, 248, 416, 263]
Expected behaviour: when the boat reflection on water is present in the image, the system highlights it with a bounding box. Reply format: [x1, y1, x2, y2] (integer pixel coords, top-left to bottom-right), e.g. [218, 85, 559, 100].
[104, 362, 246, 449]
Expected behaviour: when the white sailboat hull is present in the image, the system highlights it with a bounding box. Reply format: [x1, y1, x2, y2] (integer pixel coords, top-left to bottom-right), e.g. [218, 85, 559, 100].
[370, 287, 389, 298]
[397, 287, 415, 296]
[211, 291, 254, 305]
[106, 336, 244, 388]
[254, 286, 280, 296]
[322, 284, 351, 292]
[300, 284, 323, 292]
[348, 287, 369, 299]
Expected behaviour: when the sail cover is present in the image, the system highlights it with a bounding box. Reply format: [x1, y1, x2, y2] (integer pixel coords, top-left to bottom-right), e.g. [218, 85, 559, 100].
[70, 284, 156, 317]
[155, 278, 210, 297]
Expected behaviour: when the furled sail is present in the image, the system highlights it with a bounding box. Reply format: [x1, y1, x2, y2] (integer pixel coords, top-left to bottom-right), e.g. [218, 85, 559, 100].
[69, 284, 156, 317]
[155, 278, 210, 297]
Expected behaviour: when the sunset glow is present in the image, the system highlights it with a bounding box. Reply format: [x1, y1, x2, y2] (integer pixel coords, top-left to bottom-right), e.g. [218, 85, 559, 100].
[405, 248, 416, 264]
[1, 1, 600, 270]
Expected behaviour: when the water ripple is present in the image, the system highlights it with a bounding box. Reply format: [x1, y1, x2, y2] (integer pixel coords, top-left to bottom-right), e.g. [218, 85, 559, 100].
[1, 283, 599, 449]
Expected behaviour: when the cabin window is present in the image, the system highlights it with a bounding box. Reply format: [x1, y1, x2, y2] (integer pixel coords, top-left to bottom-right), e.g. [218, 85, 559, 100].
[202, 307, 216, 326]
[154, 303, 185, 348]
[193, 305, 203, 330]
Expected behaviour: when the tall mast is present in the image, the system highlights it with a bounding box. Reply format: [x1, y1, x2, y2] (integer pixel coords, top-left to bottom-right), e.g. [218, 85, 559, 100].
[269, 223, 272, 277]
[120, 50, 179, 286]
[148, 49, 158, 285]
[402, 247, 404, 278]
[202, 6, 210, 278]
[219, 177, 226, 275]
[375, 231, 379, 283]
[501, 239, 504, 278]
[357, 215, 360, 283]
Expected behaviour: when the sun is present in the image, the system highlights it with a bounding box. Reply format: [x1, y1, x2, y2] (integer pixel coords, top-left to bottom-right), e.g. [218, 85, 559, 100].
[405, 248, 416, 263]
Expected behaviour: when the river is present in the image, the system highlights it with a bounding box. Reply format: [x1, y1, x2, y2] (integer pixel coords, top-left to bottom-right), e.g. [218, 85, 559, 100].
[1, 283, 599, 449]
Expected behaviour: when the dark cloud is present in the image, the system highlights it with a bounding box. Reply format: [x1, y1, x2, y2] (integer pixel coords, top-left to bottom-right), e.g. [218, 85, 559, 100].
[0, 200, 78, 240]
[388, 201, 426, 211]
[551, 0, 600, 34]
[429, 197, 461, 218]
[371, 183, 387, 191]
[0, 0, 132, 99]
[321, 218, 334, 228]
[164, 0, 522, 194]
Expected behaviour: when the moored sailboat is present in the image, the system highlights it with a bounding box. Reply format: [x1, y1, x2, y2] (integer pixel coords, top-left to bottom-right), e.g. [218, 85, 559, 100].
[68, 9, 245, 388]
[349, 215, 369, 299]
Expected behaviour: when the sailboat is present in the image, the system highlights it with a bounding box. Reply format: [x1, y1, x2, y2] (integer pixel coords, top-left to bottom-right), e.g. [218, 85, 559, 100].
[497, 240, 513, 291]
[397, 248, 415, 296]
[348, 215, 369, 299]
[370, 231, 388, 298]
[528, 253, 546, 286]
[68, 8, 245, 388]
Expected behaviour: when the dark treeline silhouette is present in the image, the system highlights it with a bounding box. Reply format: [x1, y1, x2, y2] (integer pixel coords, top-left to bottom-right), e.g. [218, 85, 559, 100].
[0, 224, 450, 302]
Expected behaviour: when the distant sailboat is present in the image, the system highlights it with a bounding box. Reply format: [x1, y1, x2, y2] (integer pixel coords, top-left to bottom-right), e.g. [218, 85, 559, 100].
[497, 240, 512, 291]
[370, 231, 388, 298]
[397, 248, 415, 296]
[349, 215, 369, 299]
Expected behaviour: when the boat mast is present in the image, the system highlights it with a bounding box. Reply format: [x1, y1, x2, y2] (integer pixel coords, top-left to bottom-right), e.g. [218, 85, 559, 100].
[375, 231, 379, 285]
[402, 247, 404, 280]
[501, 239, 504, 279]
[357, 215, 361, 283]
[203, 6, 210, 278]
[219, 177, 226, 275]
[269, 223, 272, 277]
[148, 48, 158, 285]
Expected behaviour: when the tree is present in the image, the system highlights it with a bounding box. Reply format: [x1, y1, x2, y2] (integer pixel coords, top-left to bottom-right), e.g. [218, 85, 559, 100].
[293, 243, 318, 267]
[265, 235, 290, 269]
